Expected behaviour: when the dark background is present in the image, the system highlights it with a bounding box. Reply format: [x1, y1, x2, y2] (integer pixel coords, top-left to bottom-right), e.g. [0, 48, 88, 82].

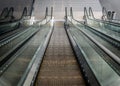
[0, 0, 34, 19]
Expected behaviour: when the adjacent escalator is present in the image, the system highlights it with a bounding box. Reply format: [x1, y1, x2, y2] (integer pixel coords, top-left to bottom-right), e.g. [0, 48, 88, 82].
[67, 16, 120, 86]
[0, 17, 53, 86]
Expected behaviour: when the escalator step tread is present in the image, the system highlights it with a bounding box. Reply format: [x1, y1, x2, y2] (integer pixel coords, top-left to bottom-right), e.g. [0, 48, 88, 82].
[35, 21, 85, 86]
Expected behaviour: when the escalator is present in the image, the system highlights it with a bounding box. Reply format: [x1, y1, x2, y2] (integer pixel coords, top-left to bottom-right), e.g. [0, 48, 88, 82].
[0, 5, 120, 86]
[0, 7, 59, 86]
[66, 7, 120, 86]
[83, 7, 120, 58]
[35, 21, 86, 86]
[0, 16, 53, 86]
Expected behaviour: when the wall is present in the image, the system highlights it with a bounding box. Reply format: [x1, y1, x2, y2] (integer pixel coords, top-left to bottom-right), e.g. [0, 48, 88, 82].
[33, 0, 102, 20]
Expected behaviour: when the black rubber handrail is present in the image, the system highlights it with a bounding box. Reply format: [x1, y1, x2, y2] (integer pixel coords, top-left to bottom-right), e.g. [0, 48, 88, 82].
[0, 7, 28, 25]
[36, 7, 52, 24]
[7, 7, 14, 18]
[20, 7, 28, 20]
[51, 7, 53, 19]
[102, 7, 108, 20]
[12, 7, 28, 21]
[65, 7, 68, 20]
[0, 7, 14, 21]
[45, 7, 48, 18]
[84, 7, 89, 19]
[88, 7, 95, 19]
[29, 0, 35, 18]
[70, 7, 73, 18]
[0, 7, 9, 19]
[0, 7, 15, 24]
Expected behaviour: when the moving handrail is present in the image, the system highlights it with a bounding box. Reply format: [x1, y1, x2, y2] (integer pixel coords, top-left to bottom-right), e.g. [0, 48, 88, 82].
[102, 7, 108, 20]
[36, 7, 53, 25]
[70, 7, 73, 18]
[0, 7, 29, 24]
[45, 7, 48, 19]
[20, 7, 28, 20]
[0, 7, 29, 35]
[0, 7, 9, 20]
[88, 7, 95, 19]
[0, 7, 14, 23]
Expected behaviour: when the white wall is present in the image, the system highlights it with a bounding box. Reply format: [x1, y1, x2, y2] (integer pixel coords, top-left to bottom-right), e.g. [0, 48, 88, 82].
[33, 0, 102, 19]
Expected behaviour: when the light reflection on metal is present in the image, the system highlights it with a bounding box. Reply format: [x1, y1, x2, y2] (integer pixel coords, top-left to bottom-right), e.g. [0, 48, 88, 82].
[50, 17, 54, 26]
[30, 16, 35, 25]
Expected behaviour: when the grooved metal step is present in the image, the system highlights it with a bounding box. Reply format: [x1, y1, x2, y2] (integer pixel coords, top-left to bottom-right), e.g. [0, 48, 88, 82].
[35, 21, 85, 86]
